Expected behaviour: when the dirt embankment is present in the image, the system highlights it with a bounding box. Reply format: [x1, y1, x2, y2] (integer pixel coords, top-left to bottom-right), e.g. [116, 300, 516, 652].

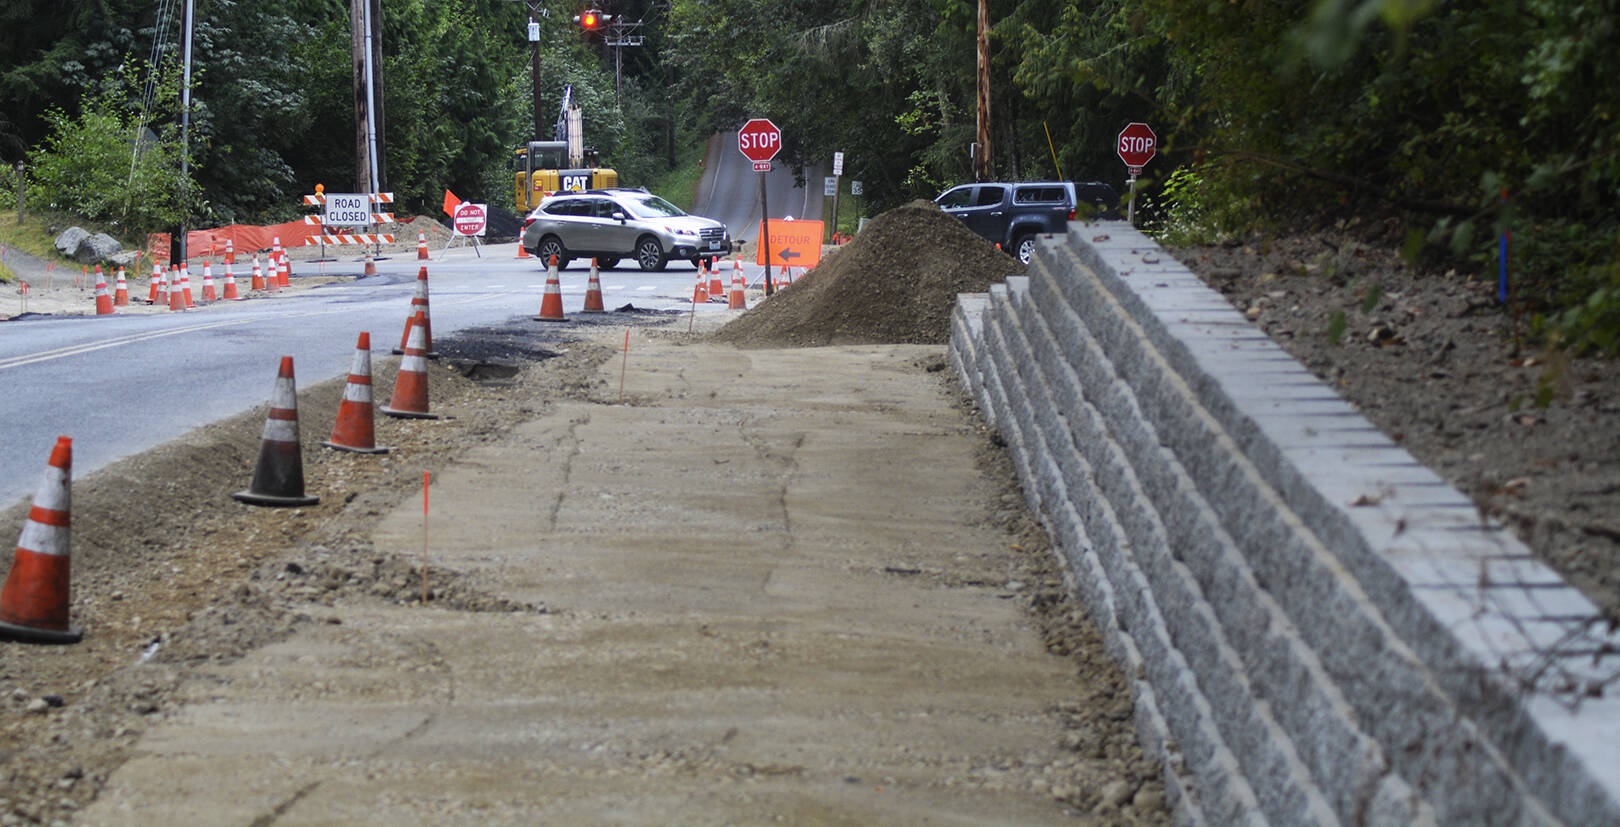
[1172, 232, 1620, 618]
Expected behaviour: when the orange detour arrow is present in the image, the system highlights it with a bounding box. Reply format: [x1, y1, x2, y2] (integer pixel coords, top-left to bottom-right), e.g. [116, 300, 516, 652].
[0, 436, 83, 644]
[728, 259, 747, 310]
[381, 313, 440, 420]
[535, 255, 568, 321]
[233, 357, 320, 507]
[582, 258, 605, 313]
[324, 332, 389, 453]
[394, 267, 437, 357]
[93, 267, 114, 315]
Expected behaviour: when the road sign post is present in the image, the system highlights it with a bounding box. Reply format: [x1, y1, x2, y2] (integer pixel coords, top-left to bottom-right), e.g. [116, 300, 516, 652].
[738, 119, 783, 294]
[447, 202, 489, 258]
[1116, 122, 1157, 226]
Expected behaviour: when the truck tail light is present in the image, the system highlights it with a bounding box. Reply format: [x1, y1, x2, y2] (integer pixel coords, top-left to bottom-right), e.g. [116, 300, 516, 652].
[1067, 208, 1076, 221]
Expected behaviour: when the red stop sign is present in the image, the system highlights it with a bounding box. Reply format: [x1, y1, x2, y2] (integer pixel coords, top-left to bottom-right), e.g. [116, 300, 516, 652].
[1117, 122, 1157, 175]
[737, 118, 782, 166]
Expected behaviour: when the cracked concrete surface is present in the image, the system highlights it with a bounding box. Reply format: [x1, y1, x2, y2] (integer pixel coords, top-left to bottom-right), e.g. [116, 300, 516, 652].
[77, 334, 1156, 825]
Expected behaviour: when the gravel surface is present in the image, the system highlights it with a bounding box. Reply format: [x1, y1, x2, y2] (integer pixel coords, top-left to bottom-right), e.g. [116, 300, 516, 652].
[1172, 232, 1620, 619]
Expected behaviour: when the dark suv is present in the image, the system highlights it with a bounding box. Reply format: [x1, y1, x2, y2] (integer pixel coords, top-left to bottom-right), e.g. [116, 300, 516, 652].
[934, 181, 1119, 264]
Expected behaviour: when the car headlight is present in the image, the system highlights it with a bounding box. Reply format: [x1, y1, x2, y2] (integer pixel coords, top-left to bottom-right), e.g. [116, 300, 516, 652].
[667, 226, 697, 237]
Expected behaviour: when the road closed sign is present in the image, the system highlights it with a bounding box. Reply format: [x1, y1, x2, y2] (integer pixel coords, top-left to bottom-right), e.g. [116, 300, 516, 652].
[453, 202, 488, 237]
[756, 219, 823, 269]
[324, 193, 370, 226]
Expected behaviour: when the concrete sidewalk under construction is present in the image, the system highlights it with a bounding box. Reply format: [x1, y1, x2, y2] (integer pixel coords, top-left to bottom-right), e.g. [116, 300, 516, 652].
[79, 333, 1150, 825]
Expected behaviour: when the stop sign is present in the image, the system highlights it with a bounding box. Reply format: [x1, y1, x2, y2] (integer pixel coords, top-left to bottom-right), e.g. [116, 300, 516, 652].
[453, 202, 487, 237]
[1117, 122, 1157, 176]
[738, 118, 782, 169]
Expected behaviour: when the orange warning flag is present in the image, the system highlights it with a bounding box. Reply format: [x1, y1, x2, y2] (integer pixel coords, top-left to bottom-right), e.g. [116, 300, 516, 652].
[442, 189, 463, 217]
[755, 219, 824, 269]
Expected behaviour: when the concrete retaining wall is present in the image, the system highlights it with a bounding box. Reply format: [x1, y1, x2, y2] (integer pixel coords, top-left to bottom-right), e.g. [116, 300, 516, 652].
[949, 222, 1620, 826]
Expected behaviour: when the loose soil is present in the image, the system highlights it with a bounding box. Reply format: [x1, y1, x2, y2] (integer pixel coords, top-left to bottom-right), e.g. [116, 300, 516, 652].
[714, 200, 1024, 347]
[3, 303, 1164, 823]
[1170, 233, 1620, 619]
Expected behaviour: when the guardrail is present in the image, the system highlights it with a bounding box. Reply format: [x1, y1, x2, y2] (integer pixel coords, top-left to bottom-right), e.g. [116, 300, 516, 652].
[949, 222, 1619, 825]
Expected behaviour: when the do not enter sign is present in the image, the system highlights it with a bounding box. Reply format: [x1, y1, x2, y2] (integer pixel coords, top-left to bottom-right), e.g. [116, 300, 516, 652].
[1117, 122, 1157, 176]
[453, 202, 488, 237]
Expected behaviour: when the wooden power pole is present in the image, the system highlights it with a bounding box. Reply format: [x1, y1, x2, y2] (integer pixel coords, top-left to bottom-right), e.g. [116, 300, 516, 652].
[351, 0, 385, 193]
[974, 0, 991, 182]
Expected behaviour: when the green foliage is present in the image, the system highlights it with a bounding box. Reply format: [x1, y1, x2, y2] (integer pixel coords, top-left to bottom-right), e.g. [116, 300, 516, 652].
[25, 63, 191, 234]
[1326, 310, 1348, 345]
[1360, 282, 1384, 315]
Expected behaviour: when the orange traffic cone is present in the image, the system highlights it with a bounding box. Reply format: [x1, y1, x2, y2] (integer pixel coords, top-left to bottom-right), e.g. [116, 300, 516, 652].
[181, 263, 195, 307]
[250, 255, 265, 291]
[516, 241, 531, 259]
[168, 266, 186, 311]
[535, 255, 567, 321]
[323, 332, 389, 453]
[201, 261, 216, 302]
[279, 253, 292, 287]
[114, 266, 130, 306]
[581, 258, 605, 313]
[364, 251, 377, 277]
[233, 357, 320, 507]
[93, 267, 114, 315]
[417, 231, 429, 261]
[266, 255, 282, 293]
[728, 260, 747, 310]
[393, 267, 437, 357]
[221, 261, 241, 300]
[0, 436, 82, 644]
[381, 313, 439, 420]
[692, 265, 710, 304]
[225, 238, 235, 265]
[706, 261, 723, 298]
[149, 262, 163, 304]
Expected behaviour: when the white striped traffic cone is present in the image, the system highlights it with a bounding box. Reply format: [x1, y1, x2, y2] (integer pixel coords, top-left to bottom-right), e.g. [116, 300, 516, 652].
[380, 313, 439, 420]
[233, 357, 319, 507]
[93, 267, 114, 315]
[0, 436, 82, 644]
[581, 258, 605, 313]
[535, 256, 567, 321]
[114, 266, 130, 306]
[323, 332, 389, 453]
[393, 267, 437, 357]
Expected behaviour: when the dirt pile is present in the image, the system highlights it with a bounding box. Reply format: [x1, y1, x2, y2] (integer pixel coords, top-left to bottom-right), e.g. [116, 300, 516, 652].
[713, 200, 1024, 347]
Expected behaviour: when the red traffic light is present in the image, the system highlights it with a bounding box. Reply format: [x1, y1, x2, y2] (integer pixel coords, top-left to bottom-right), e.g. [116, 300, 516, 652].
[578, 9, 604, 29]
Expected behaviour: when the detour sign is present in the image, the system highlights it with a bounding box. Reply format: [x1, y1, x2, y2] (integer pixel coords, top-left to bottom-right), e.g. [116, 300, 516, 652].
[755, 219, 823, 268]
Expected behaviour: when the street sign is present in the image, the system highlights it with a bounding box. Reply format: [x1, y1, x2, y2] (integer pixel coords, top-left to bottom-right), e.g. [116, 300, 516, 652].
[738, 119, 782, 165]
[1117, 122, 1157, 177]
[824, 177, 837, 197]
[453, 202, 488, 237]
[755, 219, 823, 269]
[851, 181, 863, 196]
[832, 151, 844, 176]
[324, 193, 370, 226]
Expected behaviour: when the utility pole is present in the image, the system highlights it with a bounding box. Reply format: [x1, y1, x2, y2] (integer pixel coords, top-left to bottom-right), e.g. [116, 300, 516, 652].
[169, 0, 193, 267]
[530, 14, 543, 141]
[351, 0, 384, 194]
[974, 0, 991, 182]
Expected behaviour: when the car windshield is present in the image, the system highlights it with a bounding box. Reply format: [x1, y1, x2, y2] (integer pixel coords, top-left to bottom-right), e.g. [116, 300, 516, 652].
[622, 193, 685, 219]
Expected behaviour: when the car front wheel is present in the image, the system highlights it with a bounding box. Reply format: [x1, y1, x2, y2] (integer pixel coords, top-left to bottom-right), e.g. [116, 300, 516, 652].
[636, 237, 667, 271]
[537, 236, 570, 269]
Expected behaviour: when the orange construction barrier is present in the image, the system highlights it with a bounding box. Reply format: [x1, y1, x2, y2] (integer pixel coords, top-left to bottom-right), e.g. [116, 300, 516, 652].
[0, 436, 83, 644]
[233, 357, 319, 507]
[324, 332, 389, 453]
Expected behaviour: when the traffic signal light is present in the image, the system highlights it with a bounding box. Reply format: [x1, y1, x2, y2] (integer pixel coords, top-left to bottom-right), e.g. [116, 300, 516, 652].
[575, 8, 609, 30]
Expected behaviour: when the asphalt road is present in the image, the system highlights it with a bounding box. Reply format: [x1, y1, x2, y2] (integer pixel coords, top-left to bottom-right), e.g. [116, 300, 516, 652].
[692, 131, 825, 243]
[0, 247, 775, 508]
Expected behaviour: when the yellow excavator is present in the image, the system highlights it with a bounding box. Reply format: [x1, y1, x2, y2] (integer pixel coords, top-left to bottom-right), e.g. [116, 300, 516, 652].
[512, 85, 618, 213]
